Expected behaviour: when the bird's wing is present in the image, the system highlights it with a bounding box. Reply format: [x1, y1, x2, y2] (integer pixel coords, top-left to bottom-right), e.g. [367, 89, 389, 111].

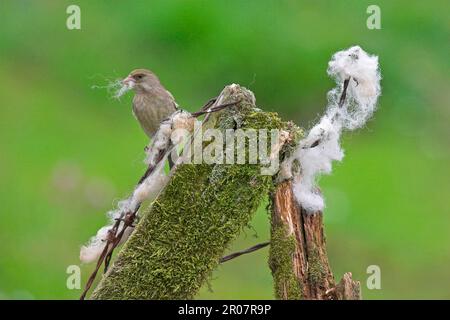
[132, 93, 176, 138]
[165, 89, 179, 110]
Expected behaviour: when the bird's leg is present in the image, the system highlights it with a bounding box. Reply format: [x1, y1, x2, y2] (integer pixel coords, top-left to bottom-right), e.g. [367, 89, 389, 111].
[167, 142, 178, 169]
[168, 155, 175, 169]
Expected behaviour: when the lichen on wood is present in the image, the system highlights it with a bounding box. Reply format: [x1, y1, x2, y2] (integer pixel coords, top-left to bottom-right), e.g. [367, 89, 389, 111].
[90, 84, 288, 300]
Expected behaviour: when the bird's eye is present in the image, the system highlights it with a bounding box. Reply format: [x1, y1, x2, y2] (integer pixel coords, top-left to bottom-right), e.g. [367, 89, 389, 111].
[135, 74, 144, 80]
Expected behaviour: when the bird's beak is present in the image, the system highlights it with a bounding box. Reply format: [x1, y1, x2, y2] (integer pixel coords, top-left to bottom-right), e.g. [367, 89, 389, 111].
[122, 76, 135, 87]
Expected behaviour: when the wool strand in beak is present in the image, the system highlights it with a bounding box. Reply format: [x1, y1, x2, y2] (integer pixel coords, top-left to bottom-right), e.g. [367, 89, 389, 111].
[114, 77, 135, 99]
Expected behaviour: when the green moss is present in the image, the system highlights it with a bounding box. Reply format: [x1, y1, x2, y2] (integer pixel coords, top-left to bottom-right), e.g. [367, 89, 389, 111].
[241, 110, 283, 131]
[268, 222, 303, 300]
[307, 248, 327, 287]
[91, 85, 287, 300]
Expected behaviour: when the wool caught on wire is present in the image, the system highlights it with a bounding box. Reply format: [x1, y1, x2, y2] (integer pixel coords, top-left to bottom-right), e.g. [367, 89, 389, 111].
[79, 162, 168, 264]
[80, 110, 196, 264]
[290, 45, 381, 213]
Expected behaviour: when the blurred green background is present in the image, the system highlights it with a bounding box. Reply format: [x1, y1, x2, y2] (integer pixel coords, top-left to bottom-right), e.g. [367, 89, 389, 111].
[0, 0, 449, 299]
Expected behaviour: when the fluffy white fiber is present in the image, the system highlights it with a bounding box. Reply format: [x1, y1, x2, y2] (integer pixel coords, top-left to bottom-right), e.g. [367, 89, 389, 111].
[291, 46, 381, 212]
[79, 226, 111, 264]
[170, 111, 196, 144]
[145, 110, 195, 166]
[91, 79, 134, 100]
[113, 80, 134, 99]
[80, 164, 168, 263]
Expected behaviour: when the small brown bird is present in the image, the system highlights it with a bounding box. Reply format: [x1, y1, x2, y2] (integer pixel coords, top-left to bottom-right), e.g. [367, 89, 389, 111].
[122, 69, 178, 138]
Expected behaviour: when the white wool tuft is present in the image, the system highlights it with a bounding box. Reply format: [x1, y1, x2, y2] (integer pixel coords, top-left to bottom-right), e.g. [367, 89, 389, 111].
[80, 159, 169, 263]
[80, 226, 110, 263]
[172, 111, 195, 132]
[170, 111, 195, 145]
[80, 244, 106, 264]
[327, 45, 381, 130]
[131, 166, 169, 207]
[291, 46, 381, 212]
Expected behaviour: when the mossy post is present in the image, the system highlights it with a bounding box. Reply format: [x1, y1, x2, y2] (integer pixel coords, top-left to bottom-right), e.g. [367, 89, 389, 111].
[269, 179, 362, 300]
[90, 84, 286, 299]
